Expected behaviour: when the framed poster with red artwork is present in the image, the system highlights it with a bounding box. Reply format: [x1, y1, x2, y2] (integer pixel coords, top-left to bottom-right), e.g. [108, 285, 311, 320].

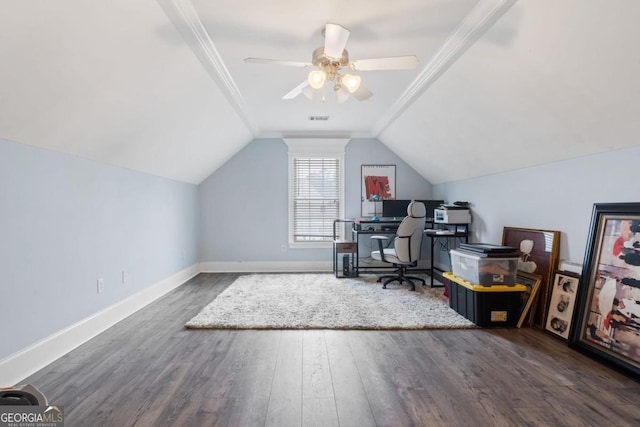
[361, 165, 395, 217]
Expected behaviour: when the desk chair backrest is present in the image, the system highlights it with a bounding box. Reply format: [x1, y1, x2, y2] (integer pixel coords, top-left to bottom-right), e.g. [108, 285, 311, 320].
[394, 201, 426, 263]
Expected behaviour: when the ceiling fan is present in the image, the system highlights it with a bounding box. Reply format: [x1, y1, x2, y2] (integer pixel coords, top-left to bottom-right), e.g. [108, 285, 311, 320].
[244, 23, 419, 103]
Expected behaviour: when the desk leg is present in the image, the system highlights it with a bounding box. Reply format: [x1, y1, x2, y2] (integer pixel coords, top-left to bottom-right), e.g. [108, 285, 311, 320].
[430, 236, 435, 287]
[428, 236, 448, 288]
[353, 230, 360, 276]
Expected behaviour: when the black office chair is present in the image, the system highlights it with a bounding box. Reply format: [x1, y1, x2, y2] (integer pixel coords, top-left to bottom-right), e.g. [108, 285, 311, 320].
[371, 201, 426, 291]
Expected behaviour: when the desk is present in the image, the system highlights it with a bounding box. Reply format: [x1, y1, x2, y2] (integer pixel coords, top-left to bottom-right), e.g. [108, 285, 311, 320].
[351, 217, 436, 276]
[425, 224, 469, 287]
[351, 218, 402, 276]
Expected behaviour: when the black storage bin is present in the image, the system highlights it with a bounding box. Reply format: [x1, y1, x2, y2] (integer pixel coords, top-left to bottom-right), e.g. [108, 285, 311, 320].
[444, 272, 526, 327]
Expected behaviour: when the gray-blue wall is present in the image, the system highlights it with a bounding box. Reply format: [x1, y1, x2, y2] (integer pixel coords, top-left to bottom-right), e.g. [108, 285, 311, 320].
[198, 138, 434, 263]
[0, 138, 199, 360]
[12, 133, 633, 360]
[433, 145, 640, 269]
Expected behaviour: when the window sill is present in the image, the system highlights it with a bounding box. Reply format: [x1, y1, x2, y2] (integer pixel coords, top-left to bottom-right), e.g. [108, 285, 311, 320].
[289, 242, 333, 249]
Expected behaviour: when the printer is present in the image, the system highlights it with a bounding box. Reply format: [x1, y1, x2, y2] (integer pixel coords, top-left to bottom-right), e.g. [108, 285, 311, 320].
[434, 205, 471, 224]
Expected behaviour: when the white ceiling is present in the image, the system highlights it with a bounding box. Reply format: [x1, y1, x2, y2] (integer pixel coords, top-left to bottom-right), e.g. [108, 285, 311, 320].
[1, 0, 638, 184]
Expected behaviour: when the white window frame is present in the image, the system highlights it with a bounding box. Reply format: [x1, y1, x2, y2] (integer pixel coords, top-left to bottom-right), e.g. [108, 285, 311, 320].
[284, 138, 349, 249]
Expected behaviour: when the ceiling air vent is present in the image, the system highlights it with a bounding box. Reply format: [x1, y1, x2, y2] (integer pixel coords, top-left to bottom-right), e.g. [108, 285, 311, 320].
[308, 115, 329, 121]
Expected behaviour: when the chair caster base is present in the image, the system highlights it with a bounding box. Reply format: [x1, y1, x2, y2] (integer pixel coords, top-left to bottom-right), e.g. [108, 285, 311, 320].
[376, 266, 424, 292]
[381, 277, 416, 292]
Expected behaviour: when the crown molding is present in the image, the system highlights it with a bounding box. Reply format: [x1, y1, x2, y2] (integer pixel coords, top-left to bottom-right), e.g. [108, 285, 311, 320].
[159, 0, 259, 136]
[373, 0, 517, 136]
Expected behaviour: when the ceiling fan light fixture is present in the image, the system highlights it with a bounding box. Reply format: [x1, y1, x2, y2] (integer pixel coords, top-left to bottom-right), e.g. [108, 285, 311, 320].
[308, 70, 326, 89]
[301, 85, 315, 100]
[247, 23, 418, 103]
[334, 86, 350, 104]
[342, 73, 361, 93]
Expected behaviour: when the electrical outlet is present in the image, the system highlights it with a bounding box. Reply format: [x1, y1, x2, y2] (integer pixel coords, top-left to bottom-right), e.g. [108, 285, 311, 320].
[121, 271, 126, 284]
[281, 244, 287, 252]
[97, 278, 104, 294]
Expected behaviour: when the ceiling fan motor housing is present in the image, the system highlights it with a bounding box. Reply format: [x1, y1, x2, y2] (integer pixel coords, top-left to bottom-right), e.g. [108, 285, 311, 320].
[312, 47, 349, 80]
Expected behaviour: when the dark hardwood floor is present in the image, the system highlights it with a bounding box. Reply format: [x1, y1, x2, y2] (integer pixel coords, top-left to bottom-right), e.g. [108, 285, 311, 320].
[22, 273, 640, 426]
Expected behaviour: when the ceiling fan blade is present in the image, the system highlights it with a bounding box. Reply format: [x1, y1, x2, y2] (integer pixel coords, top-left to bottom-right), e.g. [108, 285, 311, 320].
[351, 55, 419, 71]
[324, 23, 350, 59]
[352, 83, 373, 101]
[282, 80, 310, 100]
[244, 57, 311, 68]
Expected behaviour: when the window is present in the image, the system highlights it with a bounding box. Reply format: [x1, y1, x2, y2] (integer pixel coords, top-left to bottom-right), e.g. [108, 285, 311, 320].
[292, 157, 339, 243]
[284, 139, 348, 248]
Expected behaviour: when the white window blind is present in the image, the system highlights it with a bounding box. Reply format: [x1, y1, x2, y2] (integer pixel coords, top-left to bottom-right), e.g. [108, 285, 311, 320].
[284, 138, 348, 248]
[292, 157, 340, 243]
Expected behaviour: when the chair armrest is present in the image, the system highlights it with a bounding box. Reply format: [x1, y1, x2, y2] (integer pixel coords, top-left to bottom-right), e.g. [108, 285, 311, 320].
[370, 235, 389, 241]
[370, 235, 390, 262]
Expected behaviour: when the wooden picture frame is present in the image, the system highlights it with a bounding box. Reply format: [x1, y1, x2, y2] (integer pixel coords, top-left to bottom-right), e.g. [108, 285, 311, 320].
[545, 271, 581, 340]
[502, 227, 561, 328]
[569, 203, 640, 381]
[360, 165, 395, 217]
[516, 271, 543, 328]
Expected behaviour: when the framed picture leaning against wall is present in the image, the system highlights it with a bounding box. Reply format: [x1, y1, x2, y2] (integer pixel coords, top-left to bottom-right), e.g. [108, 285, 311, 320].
[502, 227, 561, 328]
[545, 271, 580, 340]
[569, 202, 640, 381]
[516, 271, 543, 328]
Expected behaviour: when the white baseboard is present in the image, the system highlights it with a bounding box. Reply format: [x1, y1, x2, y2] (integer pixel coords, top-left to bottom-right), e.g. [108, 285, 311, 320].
[0, 263, 200, 387]
[199, 260, 431, 273]
[3, 258, 437, 385]
[200, 261, 332, 273]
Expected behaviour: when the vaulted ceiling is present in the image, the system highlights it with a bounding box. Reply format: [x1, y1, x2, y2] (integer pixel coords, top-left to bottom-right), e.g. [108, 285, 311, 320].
[1, 1, 638, 184]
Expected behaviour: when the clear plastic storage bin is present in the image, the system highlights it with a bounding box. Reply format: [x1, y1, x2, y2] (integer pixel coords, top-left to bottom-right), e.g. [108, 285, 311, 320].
[450, 249, 518, 285]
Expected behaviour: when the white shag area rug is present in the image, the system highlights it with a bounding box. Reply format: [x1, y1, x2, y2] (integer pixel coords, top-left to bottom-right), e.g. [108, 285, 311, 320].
[185, 273, 475, 330]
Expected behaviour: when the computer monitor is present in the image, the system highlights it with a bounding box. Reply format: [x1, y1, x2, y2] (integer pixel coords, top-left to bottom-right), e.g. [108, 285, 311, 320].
[417, 200, 444, 221]
[382, 199, 444, 219]
[382, 200, 411, 218]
